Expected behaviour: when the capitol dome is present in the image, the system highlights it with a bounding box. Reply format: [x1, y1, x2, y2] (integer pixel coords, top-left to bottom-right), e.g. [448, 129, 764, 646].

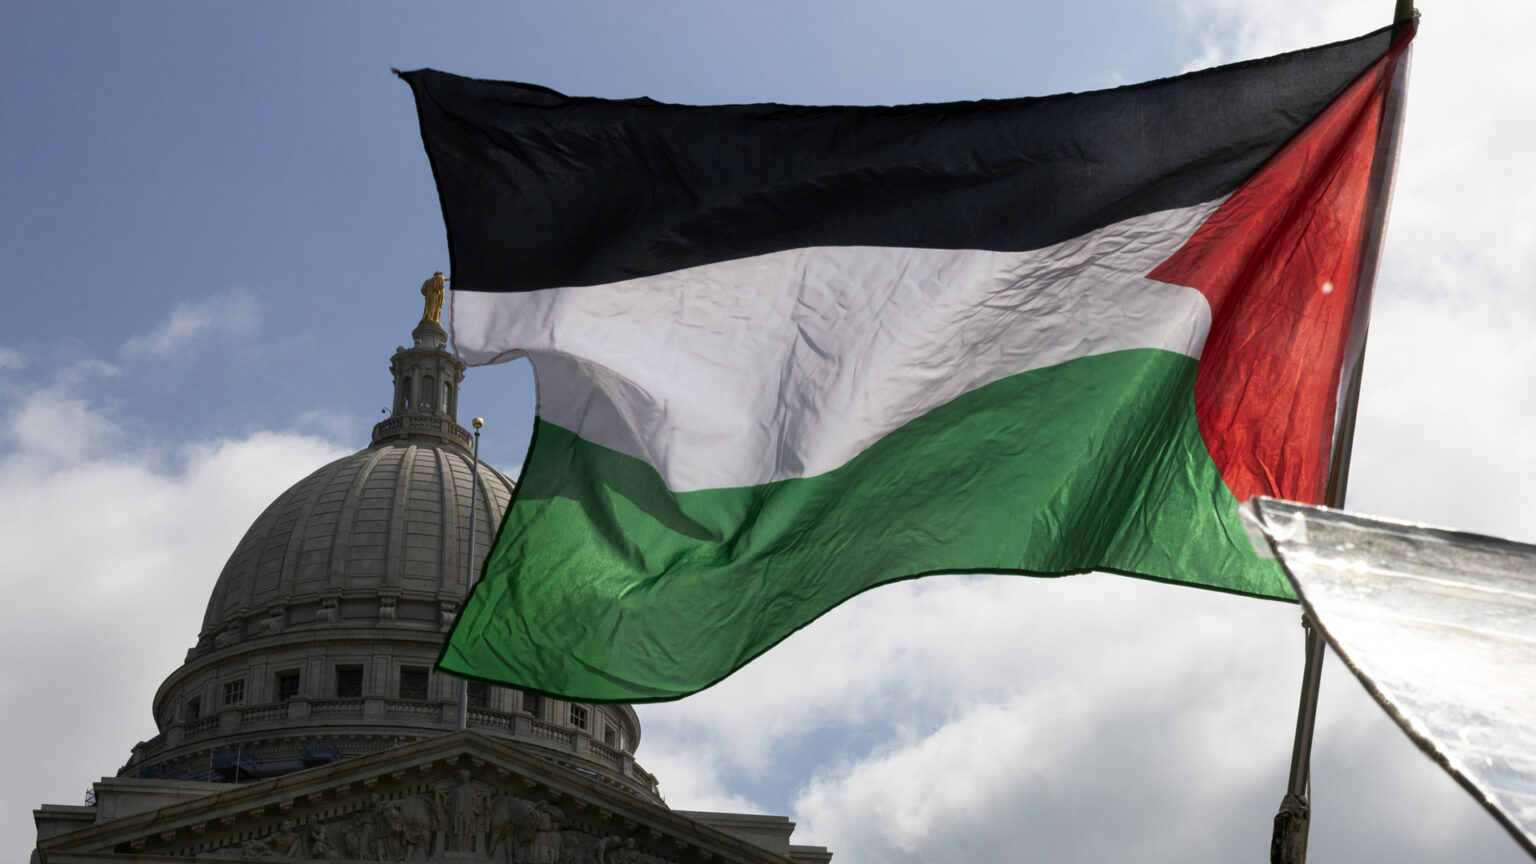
[119, 317, 659, 804]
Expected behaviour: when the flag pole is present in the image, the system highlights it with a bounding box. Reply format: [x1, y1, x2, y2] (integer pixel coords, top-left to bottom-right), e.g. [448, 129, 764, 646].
[456, 416, 484, 732]
[1271, 5, 1415, 862]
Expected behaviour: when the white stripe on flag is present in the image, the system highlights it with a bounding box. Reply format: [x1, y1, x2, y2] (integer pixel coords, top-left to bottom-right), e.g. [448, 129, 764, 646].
[450, 200, 1220, 492]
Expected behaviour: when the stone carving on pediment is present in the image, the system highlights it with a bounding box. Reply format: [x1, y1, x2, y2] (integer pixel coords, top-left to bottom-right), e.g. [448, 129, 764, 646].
[317, 597, 340, 625]
[307, 814, 341, 859]
[489, 795, 565, 863]
[435, 769, 495, 851]
[439, 602, 457, 632]
[379, 597, 398, 624]
[371, 791, 433, 860]
[564, 833, 641, 864]
[240, 816, 307, 858]
[199, 769, 673, 864]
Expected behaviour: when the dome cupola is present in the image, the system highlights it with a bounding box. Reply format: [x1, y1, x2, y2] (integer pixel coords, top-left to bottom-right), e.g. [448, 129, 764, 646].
[370, 312, 472, 450]
[120, 282, 657, 803]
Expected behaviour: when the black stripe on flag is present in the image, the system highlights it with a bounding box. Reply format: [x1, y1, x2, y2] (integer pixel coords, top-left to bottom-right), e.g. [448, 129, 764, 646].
[403, 25, 1393, 295]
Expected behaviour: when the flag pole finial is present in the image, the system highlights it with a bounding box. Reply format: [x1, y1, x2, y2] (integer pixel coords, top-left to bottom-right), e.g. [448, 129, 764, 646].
[1394, 0, 1416, 24]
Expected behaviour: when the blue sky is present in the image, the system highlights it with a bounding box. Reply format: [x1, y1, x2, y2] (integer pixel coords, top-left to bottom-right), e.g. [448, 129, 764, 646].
[7, 2, 1536, 862]
[3, 0, 1206, 471]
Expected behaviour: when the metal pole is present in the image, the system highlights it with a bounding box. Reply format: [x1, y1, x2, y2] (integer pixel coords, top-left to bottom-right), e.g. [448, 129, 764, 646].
[1273, 617, 1326, 863]
[1273, 360, 1360, 859]
[1287, 623, 1326, 797]
[456, 417, 484, 732]
[1272, 7, 1414, 861]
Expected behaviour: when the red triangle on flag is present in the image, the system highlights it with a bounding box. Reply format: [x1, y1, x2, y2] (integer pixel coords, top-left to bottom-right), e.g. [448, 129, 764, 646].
[1149, 32, 1409, 505]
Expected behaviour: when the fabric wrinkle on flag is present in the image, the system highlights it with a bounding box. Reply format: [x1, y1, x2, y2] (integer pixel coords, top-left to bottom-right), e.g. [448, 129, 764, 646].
[401, 20, 1415, 702]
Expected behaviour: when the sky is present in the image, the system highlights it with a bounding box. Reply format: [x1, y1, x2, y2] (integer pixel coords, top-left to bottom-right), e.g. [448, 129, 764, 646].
[4, 1, 1534, 862]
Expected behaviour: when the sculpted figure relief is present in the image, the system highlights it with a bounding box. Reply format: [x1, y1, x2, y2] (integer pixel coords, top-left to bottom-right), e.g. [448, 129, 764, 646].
[486, 796, 570, 864]
[527, 803, 566, 864]
[218, 782, 657, 863]
[487, 795, 540, 860]
[342, 801, 382, 860]
[433, 769, 494, 852]
[255, 605, 286, 635]
[213, 619, 243, 649]
[378, 795, 434, 860]
[592, 836, 637, 864]
[305, 814, 337, 860]
[241, 818, 304, 858]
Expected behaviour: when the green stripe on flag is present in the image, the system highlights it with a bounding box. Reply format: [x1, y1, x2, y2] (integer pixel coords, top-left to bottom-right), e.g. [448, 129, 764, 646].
[444, 348, 1287, 702]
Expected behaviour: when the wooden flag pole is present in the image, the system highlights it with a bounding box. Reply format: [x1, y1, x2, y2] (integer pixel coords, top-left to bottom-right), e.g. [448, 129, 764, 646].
[1271, 5, 1415, 862]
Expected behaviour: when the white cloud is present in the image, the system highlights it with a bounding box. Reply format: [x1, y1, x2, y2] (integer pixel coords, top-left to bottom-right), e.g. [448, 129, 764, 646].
[785, 621, 1527, 864]
[641, 576, 1287, 855]
[0, 381, 346, 862]
[639, 558, 1530, 860]
[1350, 291, 1536, 539]
[643, 570, 1523, 864]
[3, 386, 123, 464]
[1177, 0, 1386, 69]
[0, 346, 25, 373]
[294, 407, 369, 444]
[123, 289, 261, 358]
[634, 747, 765, 816]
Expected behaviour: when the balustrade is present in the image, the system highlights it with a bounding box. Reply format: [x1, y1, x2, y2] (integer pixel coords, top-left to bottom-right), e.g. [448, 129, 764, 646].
[140, 698, 656, 798]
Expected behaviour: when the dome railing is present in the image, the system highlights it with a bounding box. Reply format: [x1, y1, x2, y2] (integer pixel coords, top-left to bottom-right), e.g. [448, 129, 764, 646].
[369, 413, 473, 448]
[127, 698, 661, 800]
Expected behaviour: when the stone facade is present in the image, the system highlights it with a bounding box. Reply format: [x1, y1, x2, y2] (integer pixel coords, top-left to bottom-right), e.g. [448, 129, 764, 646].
[36, 732, 829, 864]
[31, 312, 829, 864]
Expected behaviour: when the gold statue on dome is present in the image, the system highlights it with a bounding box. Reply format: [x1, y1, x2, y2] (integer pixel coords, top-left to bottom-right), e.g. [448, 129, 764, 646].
[420, 271, 448, 324]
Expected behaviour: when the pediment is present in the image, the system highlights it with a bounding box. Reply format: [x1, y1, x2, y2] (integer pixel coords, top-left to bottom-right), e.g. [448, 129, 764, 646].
[38, 732, 791, 864]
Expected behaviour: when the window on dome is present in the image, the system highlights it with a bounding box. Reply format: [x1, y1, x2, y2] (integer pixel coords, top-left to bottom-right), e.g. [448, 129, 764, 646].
[186, 697, 200, 721]
[569, 704, 588, 730]
[603, 725, 617, 747]
[467, 681, 489, 709]
[276, 670, 301, 701]
[522, 692, 541, 718]
[223, 679, 245, 706]
[399, 667, 430, 700]
[335, 666, 364, 698]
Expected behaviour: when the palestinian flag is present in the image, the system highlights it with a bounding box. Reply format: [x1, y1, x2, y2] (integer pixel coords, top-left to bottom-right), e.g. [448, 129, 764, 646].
[401, 20, 1415, 702]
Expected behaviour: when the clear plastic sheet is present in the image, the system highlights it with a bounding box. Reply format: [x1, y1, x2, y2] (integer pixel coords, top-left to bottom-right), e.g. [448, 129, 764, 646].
[1243, 497, 1536, 859]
